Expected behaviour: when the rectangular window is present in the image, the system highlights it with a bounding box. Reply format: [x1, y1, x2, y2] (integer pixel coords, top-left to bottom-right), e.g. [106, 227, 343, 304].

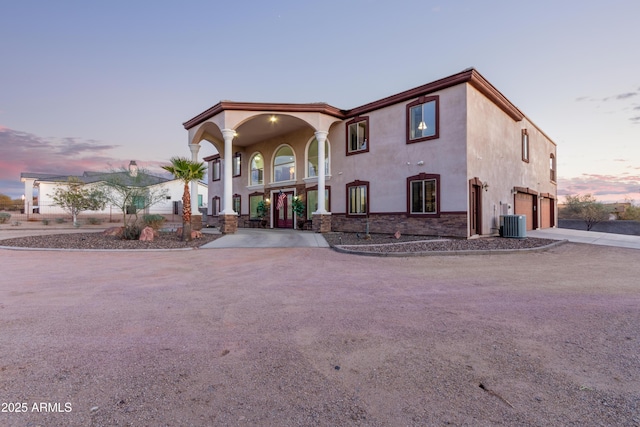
[407, 173, 440, 216]
[522, 129, 529, 162]
[249, 194, 263, 219]
[346, 181, 368, 216]
[346, 117, 369, 155]
[212, 197, 220, 215]
[233, 194, 241, 214]
[233, 152, 241, 177]
[212, 158, 221, 181]
[407, 96, 439, 143]
[550, 154, 556, 182]
[410, 179, 437, 214]
[197, 194, 203, 207]
[306, 188, 330, 219]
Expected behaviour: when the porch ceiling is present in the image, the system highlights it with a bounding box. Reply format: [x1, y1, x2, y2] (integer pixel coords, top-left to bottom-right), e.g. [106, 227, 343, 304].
[233, 114, 310, 147]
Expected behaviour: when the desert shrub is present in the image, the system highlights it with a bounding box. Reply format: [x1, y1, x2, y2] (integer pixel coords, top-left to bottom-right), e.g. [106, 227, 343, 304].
[143, 214, 166, 230]
[55, 218, 66, 224]
[0, 212, 10, 224]
[42, 219, 50, 225]
[87, 217, 103, 225]
[122, 224, 142, 240]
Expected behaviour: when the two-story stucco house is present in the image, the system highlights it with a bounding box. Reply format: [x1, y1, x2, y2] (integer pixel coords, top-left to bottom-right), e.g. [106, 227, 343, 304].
[183, 68, 557, 238]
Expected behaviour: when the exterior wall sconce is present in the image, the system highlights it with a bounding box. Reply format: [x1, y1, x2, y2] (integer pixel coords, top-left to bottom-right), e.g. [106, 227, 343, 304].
[482, 183, 489, 191]
[417, 160, 424, 165]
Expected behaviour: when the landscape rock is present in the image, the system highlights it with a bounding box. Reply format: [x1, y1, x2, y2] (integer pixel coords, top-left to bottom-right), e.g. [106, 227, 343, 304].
[139, 226, 155, 241]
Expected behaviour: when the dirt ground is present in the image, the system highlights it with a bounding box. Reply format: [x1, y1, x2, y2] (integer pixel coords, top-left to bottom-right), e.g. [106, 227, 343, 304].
[1, 243, 639, 426]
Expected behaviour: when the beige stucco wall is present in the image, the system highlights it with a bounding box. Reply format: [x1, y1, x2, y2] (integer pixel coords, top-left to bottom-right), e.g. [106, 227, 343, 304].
[466, 84, 557, 234]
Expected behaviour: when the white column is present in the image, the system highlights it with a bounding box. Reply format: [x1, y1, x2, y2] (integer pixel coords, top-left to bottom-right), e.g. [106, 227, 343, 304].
[188, 143, 201, 215]
[313, 130, 329, 215]
[220, 129, 236, 215]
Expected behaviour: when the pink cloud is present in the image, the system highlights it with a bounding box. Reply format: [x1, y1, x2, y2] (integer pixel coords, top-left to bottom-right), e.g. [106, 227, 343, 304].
[558, 173, 640, 202]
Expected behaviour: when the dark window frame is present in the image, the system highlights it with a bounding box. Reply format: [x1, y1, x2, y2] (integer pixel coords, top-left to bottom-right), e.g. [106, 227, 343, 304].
[233, 152, 242, 177]
[406, 95, 440, 144]
[346, 180, 369, 218]
[212, 196, 220, 215]
[406, 173, 441, 218]
[345, 116, 370, 156]
[211, 156, 221, 181]
[232, 193, 241, 215]
[550, 153, 556, 182]
[305, 185, 331, 219]
[522, 129, 530, 163]
[248, 192, 264, 219]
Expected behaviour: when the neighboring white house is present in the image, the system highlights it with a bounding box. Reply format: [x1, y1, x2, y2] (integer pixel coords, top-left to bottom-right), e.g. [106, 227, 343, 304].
[20, 161, 208, 218]
[183, 68, 557, 237]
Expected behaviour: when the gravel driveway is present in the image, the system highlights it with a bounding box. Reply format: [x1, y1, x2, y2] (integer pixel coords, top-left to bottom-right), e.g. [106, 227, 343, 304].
[1, 243, 639, 426]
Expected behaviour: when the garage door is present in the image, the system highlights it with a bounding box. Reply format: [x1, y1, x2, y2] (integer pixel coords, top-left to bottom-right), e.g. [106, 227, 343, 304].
[514, 192, 534, 231]
[540, 198, 551, 228]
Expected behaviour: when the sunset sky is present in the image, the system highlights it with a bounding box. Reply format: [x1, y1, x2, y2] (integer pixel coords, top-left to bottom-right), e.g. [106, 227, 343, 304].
[1, 0, 639, 203]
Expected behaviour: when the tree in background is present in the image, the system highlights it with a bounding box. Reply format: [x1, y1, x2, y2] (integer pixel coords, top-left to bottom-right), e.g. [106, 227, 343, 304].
[620, 198, 640, 221]
[162, 157, 206, 241]
[99, 165, 169, 239]
[51, 177, 107, 226]
[0, 194, 12, 210]
[563, 194, 609, 231]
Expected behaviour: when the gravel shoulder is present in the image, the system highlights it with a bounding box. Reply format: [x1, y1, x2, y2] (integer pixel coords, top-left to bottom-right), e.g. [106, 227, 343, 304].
[1, 242, 639, 426]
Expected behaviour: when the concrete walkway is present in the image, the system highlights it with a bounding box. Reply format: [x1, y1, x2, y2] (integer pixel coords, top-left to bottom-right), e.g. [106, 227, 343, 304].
[528, 227, 640, 250]
[201, 228, 329, 248]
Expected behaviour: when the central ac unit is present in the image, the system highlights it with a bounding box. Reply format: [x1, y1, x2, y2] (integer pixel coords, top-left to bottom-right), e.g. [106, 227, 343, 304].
[500, 215, 526, 238]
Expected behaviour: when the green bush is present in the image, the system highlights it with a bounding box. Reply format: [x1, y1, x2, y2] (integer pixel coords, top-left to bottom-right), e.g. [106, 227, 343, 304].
[87, 217, 103, 225]
[42, 219, 50, 225]
[143, 214, 166, 230]
[55, 218, 66, 224]
[122, 224, 142, 240]
[0, 212, 10, 224]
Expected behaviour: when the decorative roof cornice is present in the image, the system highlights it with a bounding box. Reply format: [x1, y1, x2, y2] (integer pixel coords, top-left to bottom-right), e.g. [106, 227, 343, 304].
[182, 68, 526, 130]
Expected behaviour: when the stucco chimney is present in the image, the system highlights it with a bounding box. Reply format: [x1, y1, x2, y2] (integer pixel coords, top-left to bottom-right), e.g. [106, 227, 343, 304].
[129, 160, 138, 177]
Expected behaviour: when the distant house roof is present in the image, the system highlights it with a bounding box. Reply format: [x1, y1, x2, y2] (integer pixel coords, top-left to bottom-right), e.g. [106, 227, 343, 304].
[20, 170, 170, 187]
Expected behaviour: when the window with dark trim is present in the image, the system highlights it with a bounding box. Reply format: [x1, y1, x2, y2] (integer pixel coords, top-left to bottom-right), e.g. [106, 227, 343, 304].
[346, 180, 369, 217]
[211, 157, 221, 181]
[233, 152, 241, 177]
[212, 196, 220, 215]
[550, 153, 556, 182]
[407, 95, 439, 144]
[407, 173, 440, 216]
[232, 194, 241, 214]
[305, 185, 331, 219]
[522, 129, 529, 163]
[346, 116, 369, 155]
[249, 193, 263, 219]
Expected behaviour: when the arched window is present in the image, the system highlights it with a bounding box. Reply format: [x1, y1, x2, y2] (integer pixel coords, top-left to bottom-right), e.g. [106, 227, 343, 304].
[273, 145, 295, 182]
[249, 153, 264, 185]
[306, 138, 330, 178]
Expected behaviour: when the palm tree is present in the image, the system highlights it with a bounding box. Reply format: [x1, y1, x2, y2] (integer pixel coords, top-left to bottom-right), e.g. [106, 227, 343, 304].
[162, 157, 207, 241]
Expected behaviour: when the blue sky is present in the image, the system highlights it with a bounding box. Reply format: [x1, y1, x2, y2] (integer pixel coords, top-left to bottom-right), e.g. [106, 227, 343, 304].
[1, 0, 639, 202]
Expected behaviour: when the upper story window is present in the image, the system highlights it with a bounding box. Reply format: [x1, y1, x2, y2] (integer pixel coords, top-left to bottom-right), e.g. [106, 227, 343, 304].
[233, 152, 241, 177]
[346, 180, 369, 217]
[522, 129, 529, 163]
[211, 157, 221, 181]
[407, 173, 440, 216]
[273, 145, 295, 182]
[346, 117, 369, 155]
[307, 138, 330, 178]
[550, 154, 556, 182]
[407, 95, 439, 144]
[249, 153, 264, 185]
